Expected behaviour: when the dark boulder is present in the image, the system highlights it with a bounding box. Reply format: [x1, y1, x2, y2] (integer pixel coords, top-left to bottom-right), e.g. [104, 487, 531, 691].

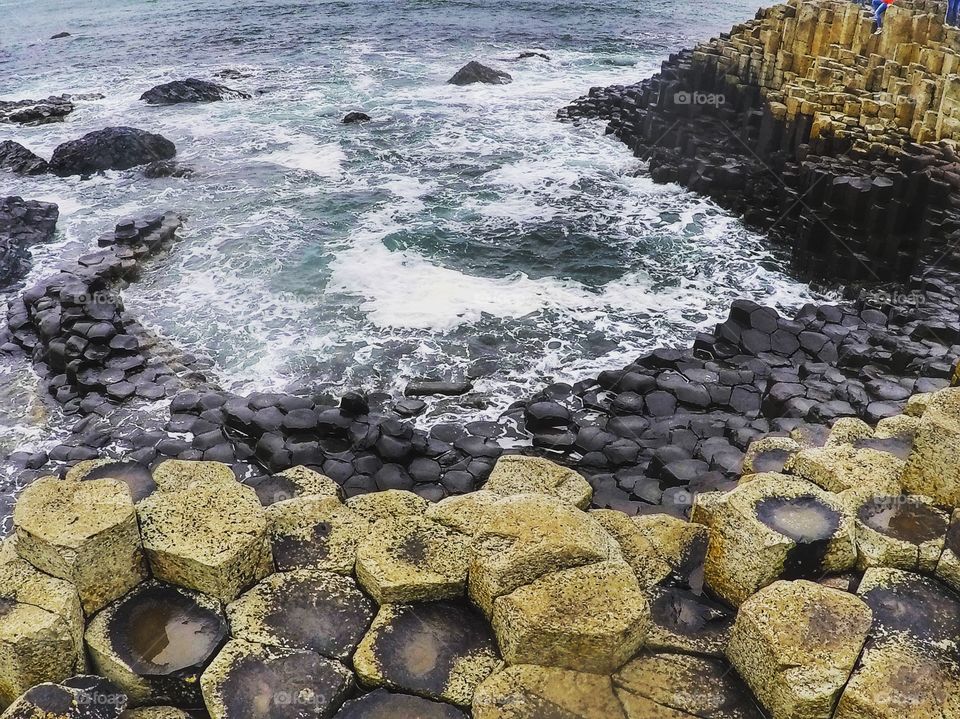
[448, 61, 512, 86]
[48, 126, 176, 176]
[140, 78, 251, 105]
[0, 196, 58, 288]
[0, 140, 48, 175]
[142, 159, 192, 178]
[50, 31, 71, 39]
[404, 379, 473, 397]
[518, 51, 550, 60]
[342, 111, 371, 124]
[0, 96, 74, 125]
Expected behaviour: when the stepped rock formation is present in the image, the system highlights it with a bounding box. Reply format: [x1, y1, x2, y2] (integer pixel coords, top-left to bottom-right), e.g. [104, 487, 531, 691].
[561, 0, 960, 281]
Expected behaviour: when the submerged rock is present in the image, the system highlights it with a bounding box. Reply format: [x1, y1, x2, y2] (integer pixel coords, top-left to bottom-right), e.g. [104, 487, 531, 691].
[0, 141, 48, 175]
[448, 61, 512, 85]
[141, 160, 192, 179]
[85, 581, 227, 706]
[140, 78, 250, 105]
[517, 51, 550, 60]
[342, 111, 371, 124]
[48, 127, 176, 176]
[404, 379, 474, 397]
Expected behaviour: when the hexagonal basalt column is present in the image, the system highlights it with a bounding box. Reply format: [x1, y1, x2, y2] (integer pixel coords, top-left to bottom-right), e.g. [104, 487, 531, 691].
[354, 600, 499, 706]
[121, 709, 191, 719]
[85, 581, 228, 707]
[472, 665, 626, 719]
[266, 496, 369, 573]
[137, 480, 272, 602]
[936, 509, 960, 593]
[482, 455, 592, 508]
[246, 465, 340, 506]
[345, 490, 428, 524]
[645, 586, 734, 657]
[491, 560, 649, 674]
[613, 651, 763, 719]
[65, 459, 157, 503]
[150, 460, 237, 492]
[468, 494, 621, 616]
[785, 444, 904, 495]
[701, 474, 856, 606]
[13, 477, 147, 614]
[334, 689, 467, 719]
[835, 568, 960, 719]
[851, 494, 949, 572]
[728, 580, 872, 719]
[742, 436, 802, 475]
[200, 639, 353, 719]
[588, 510, 671, 588]
[902, 387, 960, 505]
[355, 517, 470, 604]
[0, 540, 86, 706]
[1, 676, 128, 719]
[227, 570, 375, 662]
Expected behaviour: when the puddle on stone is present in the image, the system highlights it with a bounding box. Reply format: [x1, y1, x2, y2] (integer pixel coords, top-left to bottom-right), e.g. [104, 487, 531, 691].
[84, 461, 157, 502]
[649, 587, 733, 638]
[751, 448, 792, 473]
[858, 498, 948, 544]
[860, 575, 960, 649]
[853, 436, 914, 461]
[110, 584, 227, 675]
[247, 473, 299, 506]
[755, 495, 840, 579]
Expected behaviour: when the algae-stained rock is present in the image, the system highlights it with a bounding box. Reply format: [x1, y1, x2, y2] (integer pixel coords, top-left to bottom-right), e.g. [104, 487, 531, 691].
[742, 436, 801, 474]
[614, 651, 763, 719]
[425, 491, 501, 537]
[355, 516, 470, 604]
[65, 460, 157, 503]
[483, 455, 592, 508]
[472, 665, 626, 719]
[646, 586, 733, 657]
[936, 509, 960, 594]
[468, 493, 621, 616]
[266, 495, 369, 573]
[785, 444, 904, 494]
[492, 560, 649, 674]
[334, 688, 467, 718]
[835, 568, 960, 719]
[137, 479, 271, 602]
[354, 600, 499, 706]
[0, 540, 86, 705]
[13, 477, 147, 614]
[631, 513, 708, 590]
[120, 709, 190, 719]
[825, 417, 874, 446]
[702, 474, 856, 606]
[151, 459, 236, 492]
[874, 414, 920, 440]
[227, 570, 374, 662]
[346, 489, 428, 523]
[247, 465, 340, 506]
[1, 677, 128, 719]
[590, 509, 671, 588]
[902, 387, 960, 505]
[727, 580, 872, 719]
[200, 639, 353, 719]
[853, 495, 949, 572]
[85, 581, 227, 707]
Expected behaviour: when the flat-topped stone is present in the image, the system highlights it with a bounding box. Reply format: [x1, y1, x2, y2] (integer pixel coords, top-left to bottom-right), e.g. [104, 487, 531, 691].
[354, 600, 499, 706]
[13, 477, 146, 614]
[853, 495, 949, 572]
[266, 495, 369, 573]
[246, 465, 339, 506]
[85, 581, 227, 707]
[425, 491, 501, 537]
[472, 665, 626, 719]
[1, 677, 128, 719]
[785, 444, 904, 495]
[902, 387, 960, 505]
[334, 689, 467, 718]
[227, 569, 374, 662]
[482, 455, 592, 508]
[631, 513, 708, 591]
[742, 436, 802, 474]
[137, 479, 271, 602]
[151, 459, 236, 492]
[65, 460, 157, 502]
[491, 560, 649, 674]
[346, 490, 428, 523]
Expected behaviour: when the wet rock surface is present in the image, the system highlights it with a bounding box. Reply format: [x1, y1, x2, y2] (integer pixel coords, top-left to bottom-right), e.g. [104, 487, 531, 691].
[48, 127, 176, 176]
[1, 676, 127, 719]
[0, 197, 58, 290]
[0, 95, 74, 125]
[447, 62, 512, 86]
[140, 79, 250, 105]
[334, 689, 467, 719]
[0, 142, 49, 175]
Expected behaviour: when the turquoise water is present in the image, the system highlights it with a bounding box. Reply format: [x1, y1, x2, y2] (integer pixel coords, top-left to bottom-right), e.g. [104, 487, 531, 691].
[0, 0, 820, 452]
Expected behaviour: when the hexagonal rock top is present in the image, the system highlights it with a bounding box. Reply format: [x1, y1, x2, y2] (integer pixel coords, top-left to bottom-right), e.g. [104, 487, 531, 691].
[700, 474, 856, 606]
[613, 651, 763, 718]
[0, 540, 86, 705]
[345, 490, 428, 524]
[13, 477, 147, 614]
[472, 665, 627, 719]
[137, 479, 272, 602]
[200, 639, 354, 719]
[151, 459, 236, 492]
[468, 493, 622, 616]
[266, 495, 369, 574]
[492, 560, 649, 674]
[852, 494, 949, 572]
[65, 459, 158, 502]
[354, 600, 499, 706]
[785, 444, 905, 495]
[245, 465, 340, 506]
[482, 455, 592, 508]
[835, 568, 960, 719]
[85, 581, 228, 707]
[727, 580, 872, 719]
[334, 688, 467, 718]
[903, 387, 960, 505]
[0, 676, 129, 719]
[937, 509, 960, 593]
[355, 516, 470, 604]
[227, 570, 375, 662]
